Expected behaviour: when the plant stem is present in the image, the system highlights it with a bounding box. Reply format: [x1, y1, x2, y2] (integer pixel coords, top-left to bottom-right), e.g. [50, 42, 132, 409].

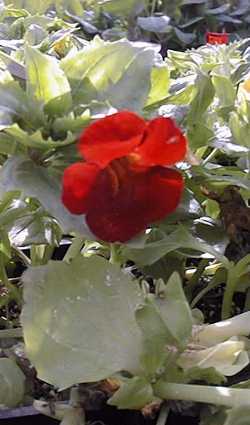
[202, 148, 218, 165]
[153, 381, 250, 408]
[63, 235, 85, 263]
[156, 403, 170, 425]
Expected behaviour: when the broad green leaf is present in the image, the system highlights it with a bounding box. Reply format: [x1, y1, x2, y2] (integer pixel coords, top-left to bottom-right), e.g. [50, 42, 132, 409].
[108, 377, 153, 409]
[0, 358, 25, 407]
[25, 45, 72, 115]
[21, 256, 143, 388]
[61, 37, 161, 112]
[0, 156, 89, 235]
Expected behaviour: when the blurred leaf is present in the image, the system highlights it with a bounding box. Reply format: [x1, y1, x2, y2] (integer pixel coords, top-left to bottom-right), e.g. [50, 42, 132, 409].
[174, 27, 196, 45]
[0, 358, 25, 407]
[21, 255, 143, 387]
[137, 16, 171, 33]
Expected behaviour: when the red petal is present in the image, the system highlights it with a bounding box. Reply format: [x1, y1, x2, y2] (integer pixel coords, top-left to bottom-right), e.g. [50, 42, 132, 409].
[79, 111, 146, 168]
[206, 32, 229, 45]
[62, 162, 100, 214]
[134, 117, 187, 167]
[86, 166, 184, 242]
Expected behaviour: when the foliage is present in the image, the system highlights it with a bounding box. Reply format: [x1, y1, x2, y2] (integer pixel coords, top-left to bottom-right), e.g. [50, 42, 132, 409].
[0, 1, 250, 425]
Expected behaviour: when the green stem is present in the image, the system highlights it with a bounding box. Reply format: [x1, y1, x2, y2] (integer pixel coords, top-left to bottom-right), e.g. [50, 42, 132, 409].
[151, 0, 158, 14]
[63, 235, 85, 263]
[0, 258, 22, 304]
[202, 148, 218, 165]
[109, 243, 121, 265]
[0, 327, 23, 338]
[156, 403, 170, 425]
[153, 381, 250, 408]
[191, 267, 226, 308]
[185, 259, 209, 300]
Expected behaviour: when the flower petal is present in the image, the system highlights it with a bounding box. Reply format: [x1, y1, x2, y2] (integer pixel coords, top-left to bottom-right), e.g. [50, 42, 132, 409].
[206, 32, 229, 45]
[79, 111, 146, 168]
[86, 166, 184, 242]
[134, 117, 187, 167]
[62, 162, 100, 214]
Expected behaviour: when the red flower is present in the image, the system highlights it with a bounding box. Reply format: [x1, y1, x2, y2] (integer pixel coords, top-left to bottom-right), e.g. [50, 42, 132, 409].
[62, 111, 187, 242]
[206, 32, 229, 45]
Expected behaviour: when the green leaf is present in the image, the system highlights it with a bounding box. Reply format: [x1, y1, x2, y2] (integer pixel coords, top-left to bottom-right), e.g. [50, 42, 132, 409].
[5, 124, 75, 150]
[21, 255, 143, 388]
[158, 273, 193, 347]
[184, 366, 226, 385]
[123, 226, 227, 266]
[108, 377, 154, 409]
[224, 407, 250, 425]
[212, 74, 236, 107]
[8, 210, 62, 247]
[0, 156, 89, 235]
[135, 299, 178, 377]
[188, 72, 215, 122]
[95, 0, 147, 16]
[174, 27, 196, 45]
[137, 16, 171, 33]
[0, 50, 26, 80]
[61, 37, 161, 112]
[0, 358, 25, 407]
[25, 45, 72, 115]
[135, 273, 192, 377]
[187, 122, 214, 149]
[145, 65, 170, 107]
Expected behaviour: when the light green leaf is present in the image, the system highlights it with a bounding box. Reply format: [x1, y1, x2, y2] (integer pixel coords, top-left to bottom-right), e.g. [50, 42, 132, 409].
[123, 226, 227, 266]
[135, 299, 177, 377]
[145, 65, 170, 107]
[0, 358, 25, 407]
[21, 256, 143, 388]
[25, 45, 72, 115]
[212, 74, 236, 107]
[188, 72, 215, 122]
[61, 37, 161, 112]
[0, 156, 89, 235]
[5, 124, 75, 149]
[158, 272, 193, 348]
[108, 377, 153, 409]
